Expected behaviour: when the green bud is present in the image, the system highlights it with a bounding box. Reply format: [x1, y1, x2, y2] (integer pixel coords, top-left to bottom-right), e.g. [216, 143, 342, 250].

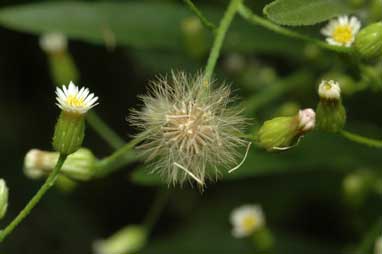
[354, 22, 382, 60]
[257, 109, 316, 151]
[316, 101, 346, 132]
[252, 227, 274, 251]
[369, 0, 382, 22]
[181, 16, 208, 59]
[316, 80, 346, 132]
[0, 179, 8, 220]
[53, 111, 85, 155]
[93, 225, 147, 254]
[343, 170, 375, 206]
[24, 148, 96, 181]
[55, 175, 77, 193]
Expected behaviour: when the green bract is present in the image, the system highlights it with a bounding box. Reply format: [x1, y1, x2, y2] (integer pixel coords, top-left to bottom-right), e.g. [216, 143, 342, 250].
[354, 22, 382, 60]
[53, 112, 85, 155]
[316, 101, 346, 133]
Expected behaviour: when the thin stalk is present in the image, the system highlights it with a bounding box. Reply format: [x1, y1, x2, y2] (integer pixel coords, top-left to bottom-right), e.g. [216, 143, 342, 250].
[144, 189, 170, 233]
[356, 218, 382, 254]
[0, 154, 67, 242]
[340, 130, 382, 148]
[238, 4, 352, 54]
[93, 133, 147, 177]
[183, 0, 216, 31]
[86, 111, 125, 150]
[204, 0, 242, 81]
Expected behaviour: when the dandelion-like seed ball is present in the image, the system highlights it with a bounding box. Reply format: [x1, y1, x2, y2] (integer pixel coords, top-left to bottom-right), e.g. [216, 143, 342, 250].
[130, 72, 247, 186]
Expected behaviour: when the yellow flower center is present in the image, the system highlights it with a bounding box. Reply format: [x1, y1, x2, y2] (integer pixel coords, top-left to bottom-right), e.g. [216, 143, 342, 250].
[332, 25, 353, 44]
[323, 83, 332, 91]
[241, 215, 257, 233]
[66, 95, 85, 107]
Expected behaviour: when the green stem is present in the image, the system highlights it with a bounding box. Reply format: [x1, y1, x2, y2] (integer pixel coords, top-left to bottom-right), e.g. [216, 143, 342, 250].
[340, 130, 382, 148]
[244, 71, 312, 113]
[93, 134, 147, 177]
[238, 4, 352, 54]
[86, 111, 125, 150]
[183, 0, 216, 31]
[144, 189, 170, 233]
[204, 0, 242, 81]
[356, 218, 382, 254]
[0, 154, 67, 242]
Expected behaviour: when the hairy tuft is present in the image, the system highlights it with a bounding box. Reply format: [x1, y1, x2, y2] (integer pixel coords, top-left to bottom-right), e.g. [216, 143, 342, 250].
[130, 72, 247, 186]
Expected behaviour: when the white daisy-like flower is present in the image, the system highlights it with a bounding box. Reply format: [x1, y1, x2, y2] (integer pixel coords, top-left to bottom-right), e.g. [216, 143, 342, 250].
[39, 33, 68, 54]
[130, 72, 247, 186]
[230, 204, 265, 238]
[321, 16, 361, 47]
[318, 80, 341, 100]
[298, 108, 316, 132]
[56, 81, 99, 115]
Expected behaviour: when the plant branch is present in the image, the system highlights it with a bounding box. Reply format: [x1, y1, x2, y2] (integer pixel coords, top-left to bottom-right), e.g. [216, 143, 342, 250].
[238, 4, 352, 54]
[0, 154, 67, 242]
[86, 111, 125, 150]
[183, 0, 216, 31]
[144, 189, 170, 233]
[204, 0, 242, 81]
[340, 130, 382, 148]
[93, 133, 148, 177]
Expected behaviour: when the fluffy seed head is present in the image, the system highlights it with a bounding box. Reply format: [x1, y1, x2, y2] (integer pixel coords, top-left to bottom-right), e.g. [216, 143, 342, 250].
[56, 81, 99, 115]
[130, 72, 247, 186]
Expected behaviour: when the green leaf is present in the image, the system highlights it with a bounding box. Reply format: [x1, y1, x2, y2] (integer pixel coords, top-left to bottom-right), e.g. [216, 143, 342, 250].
[0, 1, 303, 56]
[131, 132, 382, 185]
[264, 0, 352, 26]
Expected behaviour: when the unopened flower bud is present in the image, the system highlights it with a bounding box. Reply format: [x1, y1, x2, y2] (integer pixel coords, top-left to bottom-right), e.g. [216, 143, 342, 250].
[39, 33, 67, 54]
[343, 170, 375, 206]
[0, 179, 8, 219]
[181, 17, 208, 59]
[257, 108, 315, 151]
[24, 148, 96, 181]
[375, 235, 382, 254]
[354, 22, 382, 60]
[316, 80, 346, 132]
[53, 82, 98, 155]
[93, 225, 147, 254]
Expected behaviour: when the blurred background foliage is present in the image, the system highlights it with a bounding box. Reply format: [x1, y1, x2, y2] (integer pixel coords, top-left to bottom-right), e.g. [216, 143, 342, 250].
[0, 0, 381, 253]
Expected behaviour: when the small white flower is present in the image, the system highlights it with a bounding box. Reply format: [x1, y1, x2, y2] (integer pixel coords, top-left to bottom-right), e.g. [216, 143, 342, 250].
[298, 108, 316, 132]
[230, 205, 265, 238]
[321, 16, 361, 47]
[56, 81, 98, 114]
[376, 236, 382, 254]
[318, 80, 341, 100]
[39, 33, 68, 54]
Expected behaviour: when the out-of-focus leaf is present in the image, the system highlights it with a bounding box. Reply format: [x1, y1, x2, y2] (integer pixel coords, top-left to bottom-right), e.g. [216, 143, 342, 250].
[0, 2, 303, 56]
[264, 0, 352, 26]
[132, 132, 382, 185]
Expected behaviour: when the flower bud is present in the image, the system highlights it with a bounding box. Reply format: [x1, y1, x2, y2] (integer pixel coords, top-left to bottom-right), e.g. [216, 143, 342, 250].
[375, 235, 382, 254]
[24, 148, 96, 181]
[181, 17, 208, 59]
[343, 170, 375, 206]
[316, 80, 346, 132]
[93, 225, 147, 254]
[257, 108, 315, 151]
[0, 179, 9, 219]
[354, 22, 382, 60]
[39, 33, 67, 54]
